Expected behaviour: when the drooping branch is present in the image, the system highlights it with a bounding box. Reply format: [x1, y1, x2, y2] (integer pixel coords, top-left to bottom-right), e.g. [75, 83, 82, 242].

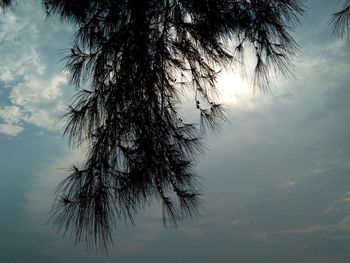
[331, 0, 350, 41]
[0, 0, 13, 10]
[43, 0, 304, 252]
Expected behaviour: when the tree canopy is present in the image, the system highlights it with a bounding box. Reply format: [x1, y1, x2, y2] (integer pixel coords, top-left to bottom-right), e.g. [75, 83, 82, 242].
[1, 0, 349, 252]
[331, 0, 350, 41]
[44, 0, 304, 252]
[0, 0, 12, 9]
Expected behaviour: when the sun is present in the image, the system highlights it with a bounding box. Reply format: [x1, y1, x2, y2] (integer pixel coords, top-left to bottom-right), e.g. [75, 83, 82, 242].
[216, 71, 251, 105]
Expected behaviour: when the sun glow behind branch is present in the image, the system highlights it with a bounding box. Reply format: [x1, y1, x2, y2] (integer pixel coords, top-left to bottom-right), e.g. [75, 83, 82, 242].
[216, 71, 252, 105]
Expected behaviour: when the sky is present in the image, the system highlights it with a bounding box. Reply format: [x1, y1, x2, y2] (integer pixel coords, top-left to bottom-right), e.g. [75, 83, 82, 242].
[0, 0, 350, 262]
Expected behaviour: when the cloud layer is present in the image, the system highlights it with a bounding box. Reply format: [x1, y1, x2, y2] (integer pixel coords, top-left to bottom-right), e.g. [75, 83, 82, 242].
[0, 1, 72, 135]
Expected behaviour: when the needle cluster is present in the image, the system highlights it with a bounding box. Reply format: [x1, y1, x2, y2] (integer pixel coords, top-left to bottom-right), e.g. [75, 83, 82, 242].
[42, 0, 304, 252]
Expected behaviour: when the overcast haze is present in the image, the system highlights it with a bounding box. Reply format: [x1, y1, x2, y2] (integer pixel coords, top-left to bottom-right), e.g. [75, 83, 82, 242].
[1, 0, 350, 262]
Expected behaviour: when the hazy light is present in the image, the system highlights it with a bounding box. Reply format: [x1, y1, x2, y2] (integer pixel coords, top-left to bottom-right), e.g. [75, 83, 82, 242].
[216, 71, 251, 105]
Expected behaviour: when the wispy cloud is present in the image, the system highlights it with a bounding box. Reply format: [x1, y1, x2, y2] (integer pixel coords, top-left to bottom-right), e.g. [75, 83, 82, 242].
[276, 191, 350, 237]
[0, 123, 23, 136]
[279, 181, 297, 189]
[0, 2, 71, 136]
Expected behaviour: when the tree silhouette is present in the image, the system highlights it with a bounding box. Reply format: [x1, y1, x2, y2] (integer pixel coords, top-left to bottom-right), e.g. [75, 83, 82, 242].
[1, 0, 348, 254]
[41, 0, 305, 252]
[331, 0, 350, 41]
[0, 0, 12, 9]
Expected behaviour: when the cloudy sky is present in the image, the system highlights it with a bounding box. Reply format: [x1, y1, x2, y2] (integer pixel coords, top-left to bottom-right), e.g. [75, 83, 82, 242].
[1, 0, 350, 262]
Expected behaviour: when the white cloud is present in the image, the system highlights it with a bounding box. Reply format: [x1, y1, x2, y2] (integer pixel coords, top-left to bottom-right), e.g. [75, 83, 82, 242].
[179, 225, 204, 237]
[0, 73, 68, 132]
[0, 123, 24, 136]
[279, 181, 297, 189]
[8, 73, 67, 130]
[229, 218, 245, 226]
[0, 11, 45, 84]
[254, 232, 270, 242]
[25, 148, 83, 216]
[0, 2, 71, 135]
[23, 108, 56, 129]
[336, 191, 350, 205]
[276, 190, 350, 237]
[0, 105, 22, 124]
[0, 106, 25, 135]
[280, 225, 332, 234]
[10, 75, 66, 106]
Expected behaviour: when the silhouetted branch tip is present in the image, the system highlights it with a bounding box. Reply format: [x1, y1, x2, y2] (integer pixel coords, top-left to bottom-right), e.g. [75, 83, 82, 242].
[41, 0, 305, 252]
[330, 0, 350, 41]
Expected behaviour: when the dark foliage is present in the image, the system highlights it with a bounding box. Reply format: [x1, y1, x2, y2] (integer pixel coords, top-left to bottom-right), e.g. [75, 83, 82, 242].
[41, 0, 304, 252]
[331, 0, 350, 41]
[0, 0, 13, 9]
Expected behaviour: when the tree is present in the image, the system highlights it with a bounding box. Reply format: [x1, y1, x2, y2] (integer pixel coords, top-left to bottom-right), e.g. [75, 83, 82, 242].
[1, 0, 347, 254]
[42, 0, 305, 252]
[0, 0, 12, 9]
[2, 0, 349, 254]
[331, 0, 350, 41]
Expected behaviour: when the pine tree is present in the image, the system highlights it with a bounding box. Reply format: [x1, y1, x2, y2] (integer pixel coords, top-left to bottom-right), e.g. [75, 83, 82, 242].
[0, 0, 13, 9]
[42, 0, 306, 252]
[331, 0, 350, 41]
